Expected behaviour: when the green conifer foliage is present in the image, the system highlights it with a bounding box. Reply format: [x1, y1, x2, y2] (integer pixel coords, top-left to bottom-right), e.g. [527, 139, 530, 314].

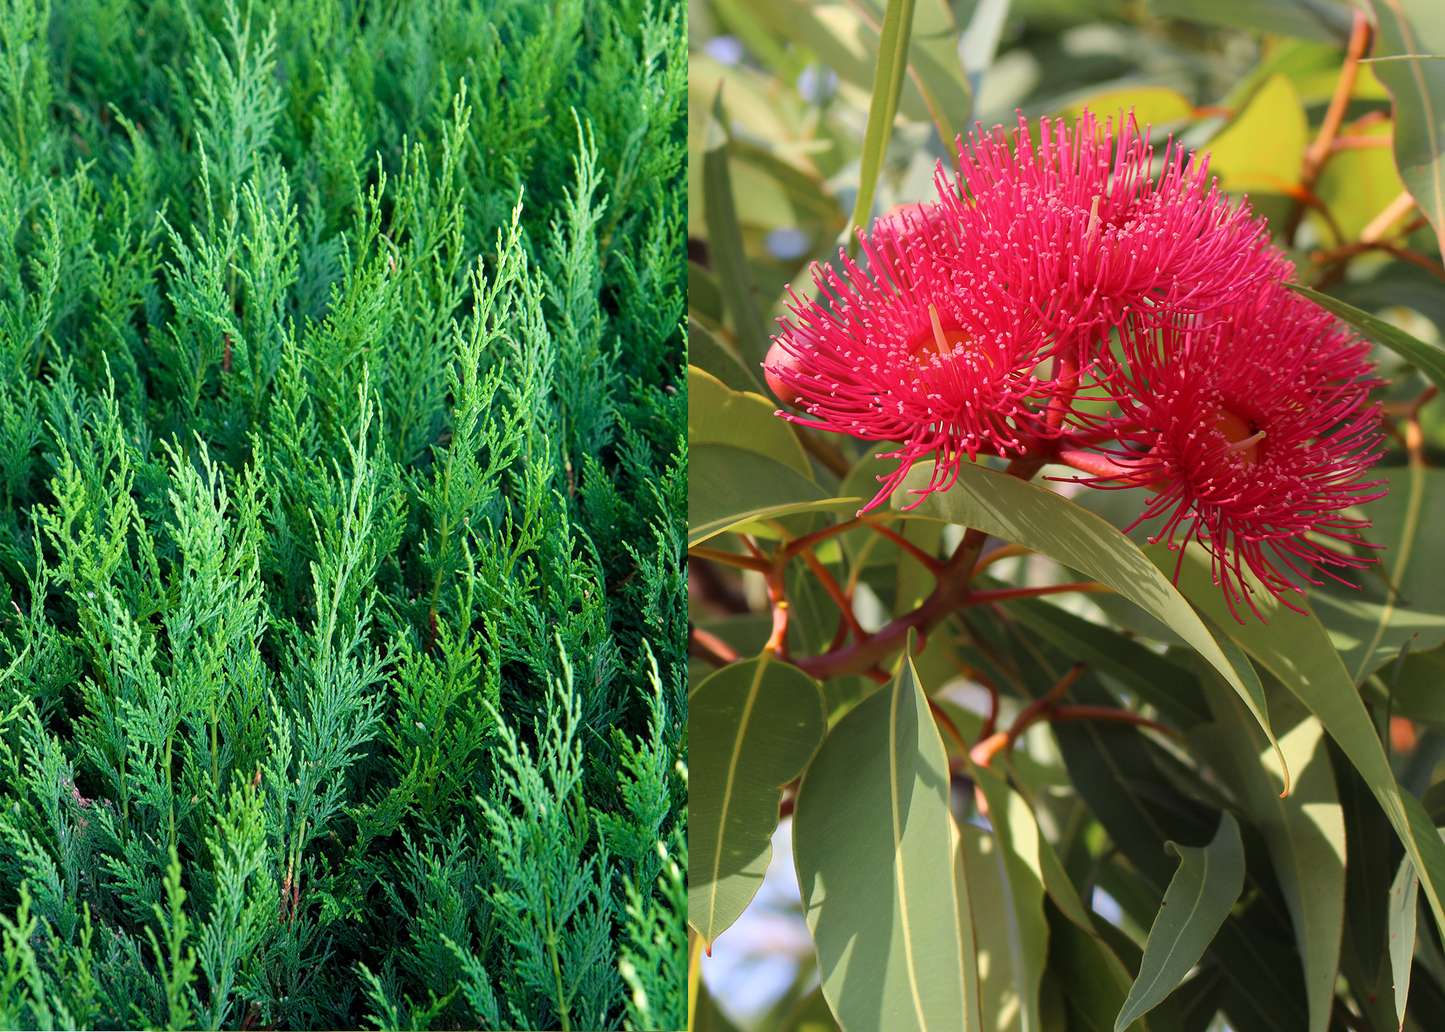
[0, 0, 686, 1027]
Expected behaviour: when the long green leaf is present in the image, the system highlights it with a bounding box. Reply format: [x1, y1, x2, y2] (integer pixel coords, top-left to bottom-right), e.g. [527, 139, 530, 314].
[1002, 596, 1210, 729]
[969, 764, 1050, 1032]
[688, 317, 767, 396]
[841, 0, 972, 157]
[793, 642, 982, 1032]
[1369, 0, 1445, 259]
[1149, 0, 1352, 44]
[1331, 735, 1396, 1022]
[777, 986, 843, 1032]
[689, 655, 828, 945]
[1309, 465, 1445, 684]
[1188, 662, 1345, 1032]
[1156, 542, 1445, 957]
[844, 0, 918, 254]
[1390, 855, 1420, 1028]
[1115, 813, 1245, 1032]
[704, 89, 773, 368]
[689, 443, 859, 546]
[688, 366, 812, 479]
[1045, 900, 1137, 1032]
[895, 460, 1284, 782]
[1287, 283, 1445, 392]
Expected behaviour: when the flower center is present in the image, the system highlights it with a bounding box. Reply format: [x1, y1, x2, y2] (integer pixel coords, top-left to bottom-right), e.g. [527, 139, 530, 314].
[1212, 407, 1265, 465]
[912, 305, 989, 367]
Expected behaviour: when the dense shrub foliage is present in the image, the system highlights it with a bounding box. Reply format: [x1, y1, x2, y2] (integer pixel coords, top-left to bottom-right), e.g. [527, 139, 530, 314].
[0, 0, 686, 1028]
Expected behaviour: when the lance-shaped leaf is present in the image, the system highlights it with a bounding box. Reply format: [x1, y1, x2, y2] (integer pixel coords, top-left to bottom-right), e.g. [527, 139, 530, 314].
[690, 656, 828, 945]
[689, 443, 860, 547]
[1155, 542, 1445, 956]
[1189, 662, 1345, 1032]
[1306, 464, 1445, 685]
[704, 89, 773, 368]
[689, 366, 812, 479]
[689, 317, 767, 396]
[968, 763, 1050, 1032]
[1369, 0, 1445, 259]
[1391, 855, 1420, 1030]
[1003, 596, 1210, 729]
[794, 640, 982, 1032]
[845, 0, 918, 251]
[1287, 284, 1445, 393]
[895, 460, 1284, 783]
[1149, 0, 1352, 44]
[1114, 813, 1245, 1032]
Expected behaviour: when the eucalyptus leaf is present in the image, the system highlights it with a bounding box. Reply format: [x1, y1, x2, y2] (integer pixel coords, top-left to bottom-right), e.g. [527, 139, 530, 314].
[689, 317, 767, 396]
[777, 986, 843, 1032]
[896, 459, 1284, 779]
[1155, 542, 1445, 954]
[704, 90, 773, 367]
[1310, 464, 1445, 685]
[1044, 900, 1139, 1032]
[1287, 284, 1445, 393]
[1390, 855, 1420, 1029]
[1188, 661, 1345, 1032]
[845, 0, 918, 252]
[1115, 813, 1245, 1032]
[1148, 0, 1352, 44]
[1393, 643, 1445, 722]
[970, 763, 1051, 1032]
[1369, 0, 1445, 259]
[794, 642, 983, 1032]
[689, 655, 828, 945]
[688, 366, 812, 478]
[689, 443, 860, 546]
[1002, 597, 1210, 730]
[1203, 73, 1308, 194]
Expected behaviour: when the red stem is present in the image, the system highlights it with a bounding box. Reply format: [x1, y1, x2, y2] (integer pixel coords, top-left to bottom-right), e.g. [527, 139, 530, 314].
[799, 547, 871, 643]
[689, 626, 739, 667]
[870, 522, 945, 575]
[966, 582, 1112, 605]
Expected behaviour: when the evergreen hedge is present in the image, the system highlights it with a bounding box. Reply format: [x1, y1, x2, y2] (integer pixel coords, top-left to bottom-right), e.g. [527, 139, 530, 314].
[0, 0, 686, 1028]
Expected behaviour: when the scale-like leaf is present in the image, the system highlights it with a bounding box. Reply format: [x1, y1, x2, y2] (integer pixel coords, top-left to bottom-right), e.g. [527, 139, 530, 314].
[1114, 813, 1245, 1032]
[794, 643, 982, 1032]
[895, 460, 1284, 780]
[689, 656, 828, 945]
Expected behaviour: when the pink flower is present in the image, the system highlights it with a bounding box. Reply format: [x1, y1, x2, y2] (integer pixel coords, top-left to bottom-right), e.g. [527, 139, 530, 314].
[1060, 286, 1386, 620]
[941, 111, 1292, 355]
[765, 109, 1292, 514]
[766, 204, 1060, 513]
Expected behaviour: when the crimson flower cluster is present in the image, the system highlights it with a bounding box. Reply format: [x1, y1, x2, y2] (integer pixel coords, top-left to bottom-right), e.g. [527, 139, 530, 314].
[764, 111, 1386, 619]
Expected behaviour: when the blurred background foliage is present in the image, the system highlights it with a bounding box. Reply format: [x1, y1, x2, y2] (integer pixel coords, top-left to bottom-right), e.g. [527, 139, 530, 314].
[688, 0, 1445, 1029]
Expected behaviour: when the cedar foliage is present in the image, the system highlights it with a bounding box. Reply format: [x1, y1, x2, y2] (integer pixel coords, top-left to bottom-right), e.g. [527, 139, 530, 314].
[0, 0, 687, 1027]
